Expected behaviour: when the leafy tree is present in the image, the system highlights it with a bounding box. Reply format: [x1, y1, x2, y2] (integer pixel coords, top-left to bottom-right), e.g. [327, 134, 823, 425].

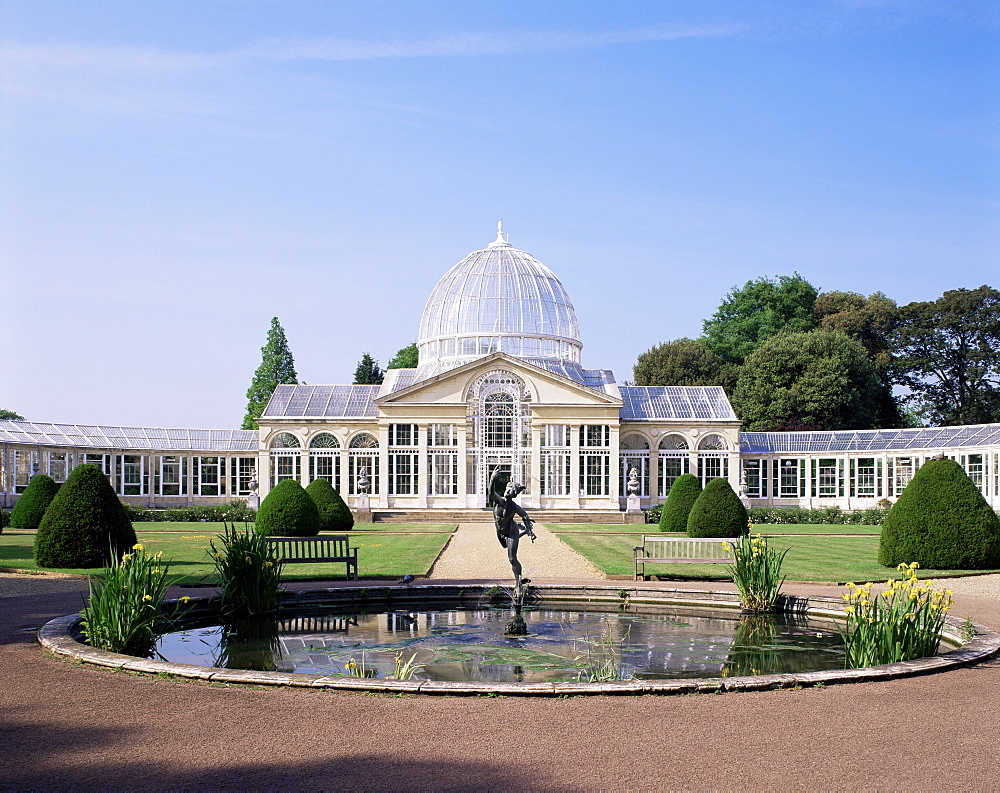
[814, 290, 903, 427]
[305, 478, 355, 532]
[34, 464, 138, 568]
[353, 352, 384, 385]
[733, 330, 881, 431]
[658, 473, 702, 533]
[255, 480, 321, 537]
[0, 409, 25, 421]
[634, 338, 736, 391]
[387, 343, 419, 370]
[10, 474, 59, 529]
[686, 478, 749, 538]
[243, 317, 299, 430]
[891, 286, 1000, 426]
[703, 274, 819, 365]
[879, 457, 1000, 569]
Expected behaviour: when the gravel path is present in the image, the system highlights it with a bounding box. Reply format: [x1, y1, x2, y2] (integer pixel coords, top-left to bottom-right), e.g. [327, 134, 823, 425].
[427, 522, 605, 581]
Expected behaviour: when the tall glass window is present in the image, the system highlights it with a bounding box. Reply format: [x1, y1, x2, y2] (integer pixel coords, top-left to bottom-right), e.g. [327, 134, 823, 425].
[658, 434, 690, 498]
[348, 432, 379, 495]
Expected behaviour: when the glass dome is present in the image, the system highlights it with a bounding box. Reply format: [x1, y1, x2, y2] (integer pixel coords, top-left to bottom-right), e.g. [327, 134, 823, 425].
[416, 223, 582, 380]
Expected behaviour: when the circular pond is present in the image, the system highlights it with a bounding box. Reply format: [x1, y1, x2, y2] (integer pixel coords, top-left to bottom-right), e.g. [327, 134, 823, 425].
[38, 584, 1000, 696]
[157, 603, 846, 683]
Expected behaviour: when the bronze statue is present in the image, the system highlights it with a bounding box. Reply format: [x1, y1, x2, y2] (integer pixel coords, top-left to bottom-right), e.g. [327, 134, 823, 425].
[488, 468, 536, 592]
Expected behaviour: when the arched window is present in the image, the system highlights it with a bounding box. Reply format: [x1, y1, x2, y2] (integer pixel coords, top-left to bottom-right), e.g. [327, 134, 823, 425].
[620, 434, 650, 498]
[698, 434, 728, 451]
[620, 434, 650, 450]
[348, 433, 379, 449]
[658, 434, 689, 450]
[309, 432, 340, 449]
[269, 432, 300, 449]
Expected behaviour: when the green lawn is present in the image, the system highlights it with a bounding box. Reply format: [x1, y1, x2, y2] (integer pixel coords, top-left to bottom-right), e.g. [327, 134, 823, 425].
[557, 532, 998, 583]
[0, 526, 453, 583]
[545, 523, 880, 536]
[129, 521, 457, 534]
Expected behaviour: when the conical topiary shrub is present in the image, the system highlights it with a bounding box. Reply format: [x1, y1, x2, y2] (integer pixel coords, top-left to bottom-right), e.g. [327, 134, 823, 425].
[659, 474, 702, 533]
[305, 478, 355, 532]
[255, 479, 321, 537]
[687, 477, 750, 538]
[879, 457, 1000, 569]
[34, 464, 138, 568]
[11, 473, 60, 529]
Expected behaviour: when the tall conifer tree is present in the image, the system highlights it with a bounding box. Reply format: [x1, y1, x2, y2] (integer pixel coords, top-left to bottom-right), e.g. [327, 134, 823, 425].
[243, 317, 299, 430]
[353, 353, 384, 385]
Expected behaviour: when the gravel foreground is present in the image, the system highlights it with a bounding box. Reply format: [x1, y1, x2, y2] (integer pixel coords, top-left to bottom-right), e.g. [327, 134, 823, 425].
[3, 560, 999, 790]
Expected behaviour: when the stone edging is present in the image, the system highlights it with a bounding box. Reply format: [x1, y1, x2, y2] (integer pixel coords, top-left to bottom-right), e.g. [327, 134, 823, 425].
[37, 584, 1000, 697]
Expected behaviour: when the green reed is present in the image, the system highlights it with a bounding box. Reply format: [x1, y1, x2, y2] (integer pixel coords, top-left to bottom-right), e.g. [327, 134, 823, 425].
[724, 531, 789, 612]
[839, 563, 954, 668]
[80, 542, 180, 656]
[209, 522, 283, 617]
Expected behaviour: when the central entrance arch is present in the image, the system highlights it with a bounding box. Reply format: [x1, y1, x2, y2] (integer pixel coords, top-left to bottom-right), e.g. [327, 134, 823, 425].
[468, 370, 531, 507]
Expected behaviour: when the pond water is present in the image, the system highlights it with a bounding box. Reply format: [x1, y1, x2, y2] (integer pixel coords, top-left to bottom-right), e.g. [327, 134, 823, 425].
[156, 603, 848, 683]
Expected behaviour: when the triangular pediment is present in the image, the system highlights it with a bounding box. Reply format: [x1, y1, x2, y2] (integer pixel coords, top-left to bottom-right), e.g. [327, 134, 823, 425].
[375, 353, 622, 407]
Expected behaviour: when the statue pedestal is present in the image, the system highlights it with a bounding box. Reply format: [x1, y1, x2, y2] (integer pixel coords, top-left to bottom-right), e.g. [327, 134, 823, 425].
[246, 494, 259, 510]
[626, 494, 642, 514]
[354, 493, 373, 524]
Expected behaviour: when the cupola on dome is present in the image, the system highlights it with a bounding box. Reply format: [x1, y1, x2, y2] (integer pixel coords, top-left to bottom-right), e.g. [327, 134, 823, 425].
[415, 222, 583, 380]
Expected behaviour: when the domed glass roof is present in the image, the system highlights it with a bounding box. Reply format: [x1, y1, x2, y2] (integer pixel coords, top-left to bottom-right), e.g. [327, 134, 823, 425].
[416, 223, 582, 380]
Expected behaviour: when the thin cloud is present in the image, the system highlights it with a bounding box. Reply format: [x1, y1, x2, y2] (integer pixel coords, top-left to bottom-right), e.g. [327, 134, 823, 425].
[0, 24, 744, 75]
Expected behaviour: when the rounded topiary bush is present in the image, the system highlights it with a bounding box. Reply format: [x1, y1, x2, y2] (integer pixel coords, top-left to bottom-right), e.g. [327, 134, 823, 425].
[686, 477, 750, 538]
[879, 457, 1000, 570]
[10, 473, 60, 529]
[305, 478, 354, 532]
[256, 479, 321, 537]
[34, 464, 138, 568]
[659, 474, 702, 533]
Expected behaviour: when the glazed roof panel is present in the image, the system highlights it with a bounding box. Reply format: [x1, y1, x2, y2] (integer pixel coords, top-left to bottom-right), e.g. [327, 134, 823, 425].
[740, 424, 1000, 453]
[0, 420, 258, 450]
[619, 386, 737, 421]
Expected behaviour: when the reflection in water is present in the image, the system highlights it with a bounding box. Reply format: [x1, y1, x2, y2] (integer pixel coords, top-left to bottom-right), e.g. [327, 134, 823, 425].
[724, 613, 843, 677]
[214, 616, 281, 671]
[158, 605, 848, 684]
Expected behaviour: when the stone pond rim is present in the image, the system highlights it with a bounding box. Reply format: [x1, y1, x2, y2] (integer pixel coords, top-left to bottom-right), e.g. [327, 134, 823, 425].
[37, 583, 1000, 697]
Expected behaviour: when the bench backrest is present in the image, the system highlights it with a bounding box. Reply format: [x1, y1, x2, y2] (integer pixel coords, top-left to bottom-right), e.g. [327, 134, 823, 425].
[641, 536, 738, 560]
[266, 535, 353, 560]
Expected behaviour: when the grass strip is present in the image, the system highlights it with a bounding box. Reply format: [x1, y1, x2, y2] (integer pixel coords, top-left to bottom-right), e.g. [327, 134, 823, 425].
[128, 521, 456, 534]
[557, 533, 997, 582]
[0, 528, 452, 583]
[546, 523, 880, 536]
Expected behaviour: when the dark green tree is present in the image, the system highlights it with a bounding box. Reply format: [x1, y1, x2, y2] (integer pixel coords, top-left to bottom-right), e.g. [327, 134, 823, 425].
[686, 478, 749, 538]
[733, 330, 881, 431]
[0, 409, 25, 421]
[891, 286, 1000, 426]
[387, 343, 419, 370]
[658, 473, 702, 533]
[10, 474, 59, 529]
[634, 338, 736, 391]
[879, 457, 1000, 569]
[353, 352, 384, 385]
[703, 274, 819, 365]
[255, 479, 321, 537]
[305, 478, 355, 532]
[243, 317, 299, 430]
[34, 464, 138, 568]
[814, 290, 903, 427]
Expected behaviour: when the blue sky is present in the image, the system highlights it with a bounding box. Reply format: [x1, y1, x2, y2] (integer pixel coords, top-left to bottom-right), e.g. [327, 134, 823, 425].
[2, 1, 997, 428]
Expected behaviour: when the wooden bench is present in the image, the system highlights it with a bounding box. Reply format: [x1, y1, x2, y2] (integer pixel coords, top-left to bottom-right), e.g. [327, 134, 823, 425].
[633, 535, 739, 581]
[266, 535, 359, 580]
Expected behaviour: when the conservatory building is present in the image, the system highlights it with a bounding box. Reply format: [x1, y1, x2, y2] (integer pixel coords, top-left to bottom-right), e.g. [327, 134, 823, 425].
[3, 226, 999, 514]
